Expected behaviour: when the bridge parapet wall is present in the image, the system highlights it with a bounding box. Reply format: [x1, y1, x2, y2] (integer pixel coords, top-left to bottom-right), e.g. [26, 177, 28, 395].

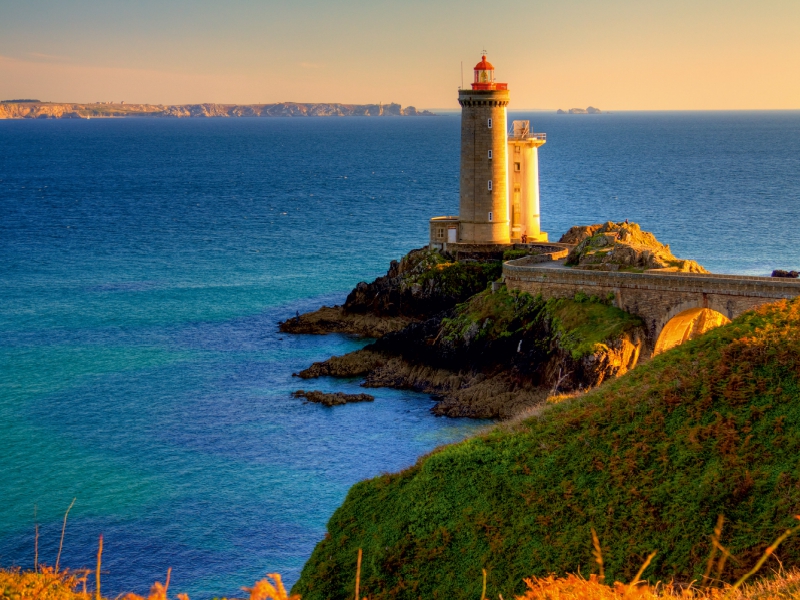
[503, 260, 800, 356]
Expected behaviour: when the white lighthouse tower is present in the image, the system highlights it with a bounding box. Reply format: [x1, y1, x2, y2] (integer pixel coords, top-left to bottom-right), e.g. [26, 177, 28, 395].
[508, 120, 548, 243]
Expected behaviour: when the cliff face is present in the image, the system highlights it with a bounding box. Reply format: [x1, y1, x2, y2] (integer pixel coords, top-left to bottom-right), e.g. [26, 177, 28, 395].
[0, 101, 435, 119]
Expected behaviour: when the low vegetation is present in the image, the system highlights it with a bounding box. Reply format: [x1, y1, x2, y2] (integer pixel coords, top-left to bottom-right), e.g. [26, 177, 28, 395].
[439, 287, 642, 362]
[546, 293, 643, 359]
[293, 298, 800, 600]
[440, 287, 546, 345]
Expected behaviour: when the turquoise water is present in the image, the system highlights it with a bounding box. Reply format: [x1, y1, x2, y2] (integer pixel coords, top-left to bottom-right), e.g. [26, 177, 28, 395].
[1, 112, 799, 597]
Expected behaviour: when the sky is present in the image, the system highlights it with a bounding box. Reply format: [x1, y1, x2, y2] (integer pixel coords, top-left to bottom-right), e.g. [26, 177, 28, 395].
[1, 0, 799, 110]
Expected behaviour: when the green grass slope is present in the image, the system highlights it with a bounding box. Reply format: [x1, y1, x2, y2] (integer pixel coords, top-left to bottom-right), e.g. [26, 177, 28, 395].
[293, 298, 800, 600]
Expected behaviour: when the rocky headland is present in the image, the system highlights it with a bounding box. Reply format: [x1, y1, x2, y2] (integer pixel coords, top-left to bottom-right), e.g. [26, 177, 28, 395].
[282, 222, 702, 418]
[0, 101, 435, 119]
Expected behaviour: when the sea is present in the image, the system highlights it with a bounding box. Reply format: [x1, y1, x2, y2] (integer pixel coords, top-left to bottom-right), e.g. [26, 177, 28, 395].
[1, 111, 799, 597]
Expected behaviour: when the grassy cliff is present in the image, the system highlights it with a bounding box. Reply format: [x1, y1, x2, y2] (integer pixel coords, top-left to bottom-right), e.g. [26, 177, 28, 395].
[293, 298, 800, 600]
[435, 287, 644, 365]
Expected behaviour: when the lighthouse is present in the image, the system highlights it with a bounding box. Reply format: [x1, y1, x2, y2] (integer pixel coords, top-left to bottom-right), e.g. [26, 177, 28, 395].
[457, 55, 510, 243]
[429, 54, 548, 249]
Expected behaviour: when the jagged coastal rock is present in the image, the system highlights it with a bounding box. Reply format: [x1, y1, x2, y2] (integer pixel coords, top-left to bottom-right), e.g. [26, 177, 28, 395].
[280, 306, 413, 338]
[0, 101, 435, 119]
[280, 248, 502, 337]
[561, 221, 708, 272]
[291, 390, 374, 406]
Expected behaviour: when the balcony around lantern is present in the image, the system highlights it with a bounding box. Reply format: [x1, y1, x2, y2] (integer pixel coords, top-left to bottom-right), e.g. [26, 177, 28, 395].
[508, 131, 546, 142]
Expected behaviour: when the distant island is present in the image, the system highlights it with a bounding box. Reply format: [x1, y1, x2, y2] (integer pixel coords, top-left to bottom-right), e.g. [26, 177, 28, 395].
[0, 101, 435, 119]
[557, 106, 603, 114]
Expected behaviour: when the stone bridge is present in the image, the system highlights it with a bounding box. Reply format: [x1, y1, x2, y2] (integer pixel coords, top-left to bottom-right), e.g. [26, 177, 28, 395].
[503, 258, 800, 356]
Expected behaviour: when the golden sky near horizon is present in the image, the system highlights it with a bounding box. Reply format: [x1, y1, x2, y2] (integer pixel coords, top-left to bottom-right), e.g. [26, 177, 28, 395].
[1, 0, 799, 110]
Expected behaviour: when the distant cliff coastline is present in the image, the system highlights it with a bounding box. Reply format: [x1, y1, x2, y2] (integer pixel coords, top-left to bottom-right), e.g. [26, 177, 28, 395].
[557, 106, 603, 114]
[0, 101, 435, 119]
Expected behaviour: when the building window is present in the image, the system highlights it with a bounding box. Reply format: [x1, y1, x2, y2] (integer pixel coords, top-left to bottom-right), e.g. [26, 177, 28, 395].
[515, 146, 521, 154]
[488, 211, 493, 222]
[488, 118, 492, 129]
[488, 180, 492, 191]
[514, 162, 521, 172]
[488, 149, 492, 160]
[437, 228, 444, 239]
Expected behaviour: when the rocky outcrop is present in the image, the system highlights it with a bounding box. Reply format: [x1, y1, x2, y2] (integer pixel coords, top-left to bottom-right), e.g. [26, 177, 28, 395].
[558, 224, 601, 245]
[772, 269, 799, 278]
[343, 248, 501, 319]
[296, 349, 386, 379]
[562, 221, 708, 273]
[0, 102, 435, 119]
[279, 306, 412, 338]
[280, 248, 502, 337]
[292, 390, 374, 406]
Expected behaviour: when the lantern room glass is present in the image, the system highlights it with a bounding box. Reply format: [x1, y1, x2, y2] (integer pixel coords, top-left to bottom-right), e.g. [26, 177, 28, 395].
[475, 69, 494, 84]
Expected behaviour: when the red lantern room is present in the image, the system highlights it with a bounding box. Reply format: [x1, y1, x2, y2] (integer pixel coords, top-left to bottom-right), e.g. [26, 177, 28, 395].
[471, 55, 507, 91]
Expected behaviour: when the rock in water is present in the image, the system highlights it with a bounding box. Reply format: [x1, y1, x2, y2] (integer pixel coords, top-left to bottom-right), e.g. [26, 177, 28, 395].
[772, 269, 799, 278]
[292, 390, 375, 407]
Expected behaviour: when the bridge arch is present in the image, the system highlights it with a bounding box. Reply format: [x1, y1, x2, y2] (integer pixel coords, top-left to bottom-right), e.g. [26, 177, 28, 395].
[653, 306, 731, 356]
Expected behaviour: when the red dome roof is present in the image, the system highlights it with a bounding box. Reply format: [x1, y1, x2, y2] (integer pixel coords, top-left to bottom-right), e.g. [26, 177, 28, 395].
[474, 55, 494, 70]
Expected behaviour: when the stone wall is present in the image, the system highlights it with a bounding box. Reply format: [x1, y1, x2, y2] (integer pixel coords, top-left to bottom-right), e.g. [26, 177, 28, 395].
[503, 261, 800, 356]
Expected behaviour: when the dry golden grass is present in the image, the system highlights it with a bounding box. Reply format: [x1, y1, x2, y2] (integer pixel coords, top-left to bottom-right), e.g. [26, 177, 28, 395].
[6, 561, 800, 600]
[0, 567, 297, 600]
[5, 567, 800, 600]
[514, 570, 800, 600]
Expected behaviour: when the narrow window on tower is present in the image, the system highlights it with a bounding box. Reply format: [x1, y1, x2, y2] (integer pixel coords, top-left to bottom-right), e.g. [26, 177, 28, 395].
[488, 118, 492, 129]
[488, 180, 493, 191]
[515, 162, 521, 172]
[488, 212, 493, 222]
[488, 149, 493, 160]
[515, 146, 521, 154]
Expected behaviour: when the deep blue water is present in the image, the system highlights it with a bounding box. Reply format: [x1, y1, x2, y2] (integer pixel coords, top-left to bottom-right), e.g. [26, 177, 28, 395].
[1, 112, 799, 597]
